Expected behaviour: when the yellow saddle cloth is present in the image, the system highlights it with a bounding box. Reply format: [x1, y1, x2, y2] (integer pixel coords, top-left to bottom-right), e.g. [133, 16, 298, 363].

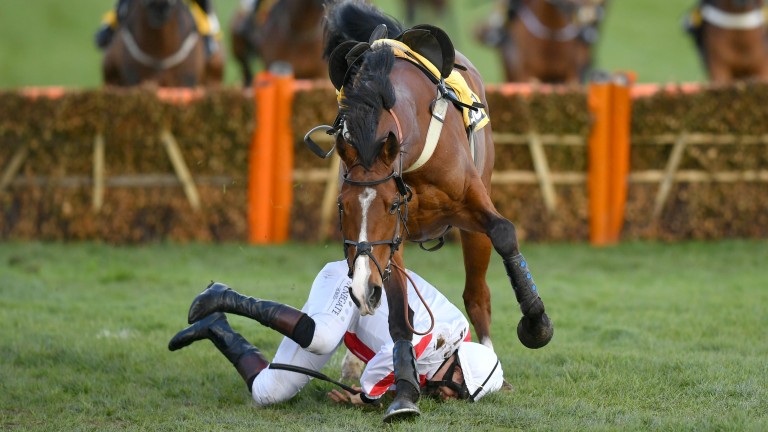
[339, 38, 489, 132]
[186, 1, 218, 37]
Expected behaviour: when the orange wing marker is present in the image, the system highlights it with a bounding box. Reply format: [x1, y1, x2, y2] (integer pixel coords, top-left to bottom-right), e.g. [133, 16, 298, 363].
[587, 77, 612, 245]
[587, 72, 633, 246]
[248, 65, 296, 244]
[607, 74, 632, 243]
[270, 69, 296, 243]
[249, 71, 277, 243]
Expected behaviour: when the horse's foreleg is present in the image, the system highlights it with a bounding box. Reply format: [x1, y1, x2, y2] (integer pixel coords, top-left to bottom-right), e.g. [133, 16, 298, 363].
[382, 268, 420, 423]
[459, 230, 493, 349]
[708, 62, 732, 84]
[487, 217, 554, 349]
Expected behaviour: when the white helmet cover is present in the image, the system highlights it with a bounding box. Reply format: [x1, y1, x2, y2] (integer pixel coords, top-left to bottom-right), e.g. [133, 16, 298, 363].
[456, 342, 504, 401]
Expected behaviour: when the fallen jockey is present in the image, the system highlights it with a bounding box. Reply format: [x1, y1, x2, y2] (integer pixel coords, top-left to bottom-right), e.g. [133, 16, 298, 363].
[94, 0, 222, 56]
[168, 261, 505, 421]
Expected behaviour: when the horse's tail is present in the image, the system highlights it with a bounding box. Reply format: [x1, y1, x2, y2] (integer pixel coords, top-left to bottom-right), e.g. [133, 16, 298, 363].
[322, 0, 404, 59]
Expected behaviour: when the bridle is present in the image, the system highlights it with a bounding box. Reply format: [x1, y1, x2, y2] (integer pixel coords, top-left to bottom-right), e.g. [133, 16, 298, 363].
[337, 108, 412, 284]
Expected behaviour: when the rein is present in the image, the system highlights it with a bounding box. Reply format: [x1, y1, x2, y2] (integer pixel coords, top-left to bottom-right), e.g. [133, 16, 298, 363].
[392, 262, 435, 336]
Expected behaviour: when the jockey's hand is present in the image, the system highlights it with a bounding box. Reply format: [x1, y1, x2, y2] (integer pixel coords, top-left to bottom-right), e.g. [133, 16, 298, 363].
[327, 386, 367, 406]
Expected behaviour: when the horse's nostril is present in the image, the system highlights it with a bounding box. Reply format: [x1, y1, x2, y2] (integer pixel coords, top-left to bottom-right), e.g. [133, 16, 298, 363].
[369, 285, 382, 310]
[348, 286, 361, 308]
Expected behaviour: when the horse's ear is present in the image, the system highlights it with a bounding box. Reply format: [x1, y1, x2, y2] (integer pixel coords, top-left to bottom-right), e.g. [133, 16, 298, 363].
[335, 133, 357, 164]
[382, 131, 400, 166]
[398, 24, 455, 79]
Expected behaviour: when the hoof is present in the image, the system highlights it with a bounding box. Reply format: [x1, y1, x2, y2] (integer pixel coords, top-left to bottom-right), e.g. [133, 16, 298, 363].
[517, 312, 553, 349]
[382, 399, 420, 423]
[501, 379, 515, 392]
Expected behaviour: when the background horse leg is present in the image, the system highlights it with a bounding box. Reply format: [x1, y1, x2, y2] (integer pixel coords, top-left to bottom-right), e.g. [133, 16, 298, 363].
[382, 267, 420, 423]
[707, 61, 732, 84]
[487, 216, 554, 349]
[204, 44, 224, 86]
[460, 230, 493, 349]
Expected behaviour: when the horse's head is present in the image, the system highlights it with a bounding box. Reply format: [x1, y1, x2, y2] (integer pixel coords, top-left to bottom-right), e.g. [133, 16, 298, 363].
[334, 46, 411, 316]
[141, 0, 180, 27]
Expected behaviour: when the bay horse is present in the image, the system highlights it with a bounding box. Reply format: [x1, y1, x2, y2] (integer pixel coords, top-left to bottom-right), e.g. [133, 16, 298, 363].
[230, 0, 327, 86]
[694, 0, 768, 83]
[312, 0, 553, 421]
[479, 0, 605, 84]
[102, 0, 223, 87]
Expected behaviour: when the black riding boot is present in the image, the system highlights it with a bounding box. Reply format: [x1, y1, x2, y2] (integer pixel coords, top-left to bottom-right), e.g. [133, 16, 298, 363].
[503, 253, 554, 349]
[169, 312, 269, 389]
[187, 282, 316, 349]
[382, 340, 421, 423]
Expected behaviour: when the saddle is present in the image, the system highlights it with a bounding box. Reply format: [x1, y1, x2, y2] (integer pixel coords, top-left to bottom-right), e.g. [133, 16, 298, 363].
[328, 24, 489, 132]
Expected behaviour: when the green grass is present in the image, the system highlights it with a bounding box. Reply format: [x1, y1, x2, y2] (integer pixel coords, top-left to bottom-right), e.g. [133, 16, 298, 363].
[2, 241, 767, 431]
[0, 0, 704, 88]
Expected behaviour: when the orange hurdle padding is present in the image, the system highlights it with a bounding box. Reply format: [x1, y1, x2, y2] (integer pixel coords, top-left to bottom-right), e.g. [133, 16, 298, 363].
[587, 80, 612, 246]
[607, 76, 632, 243]
[249, 71, 277, 244]
[270, 72, 296, 243]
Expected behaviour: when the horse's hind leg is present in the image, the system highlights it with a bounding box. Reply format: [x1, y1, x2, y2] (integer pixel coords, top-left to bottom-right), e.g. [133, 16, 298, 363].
[460, 230, 493, 348]
[487, 216, 554, 349]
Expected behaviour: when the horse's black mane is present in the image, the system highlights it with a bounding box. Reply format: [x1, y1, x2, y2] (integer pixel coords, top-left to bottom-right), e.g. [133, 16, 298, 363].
[322, 0, 403, 59]
[324, 0, 405, 168]
[339, 47, 396, 167]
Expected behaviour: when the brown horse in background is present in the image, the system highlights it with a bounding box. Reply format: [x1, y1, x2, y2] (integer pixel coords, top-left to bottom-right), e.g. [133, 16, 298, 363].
[695, 0, 768, 83]
[230, 0, 327, 86]
[479, 0, 605, 84]
[317, 0, 553, 421]
[102, 0, 223, 87]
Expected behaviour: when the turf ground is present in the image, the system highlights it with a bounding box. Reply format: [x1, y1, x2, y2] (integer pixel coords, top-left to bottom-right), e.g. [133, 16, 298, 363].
[1, 241, 766, 431]
[0, 0, 705, 88]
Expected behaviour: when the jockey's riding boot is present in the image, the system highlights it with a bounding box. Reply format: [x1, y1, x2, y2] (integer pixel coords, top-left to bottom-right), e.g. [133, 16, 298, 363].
[94, 24, 115, 50]
[383, 340, 421, 423]
[169, 312, 269, 389]
[502, 253, 554, 349]
[187, 282, 315, 349]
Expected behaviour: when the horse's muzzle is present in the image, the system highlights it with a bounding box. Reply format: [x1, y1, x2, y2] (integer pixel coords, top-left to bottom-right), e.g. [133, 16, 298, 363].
[348, 282, 382, 316]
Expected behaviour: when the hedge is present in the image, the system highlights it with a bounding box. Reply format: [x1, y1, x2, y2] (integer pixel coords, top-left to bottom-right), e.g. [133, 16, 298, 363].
[1, 81, 767, 243]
